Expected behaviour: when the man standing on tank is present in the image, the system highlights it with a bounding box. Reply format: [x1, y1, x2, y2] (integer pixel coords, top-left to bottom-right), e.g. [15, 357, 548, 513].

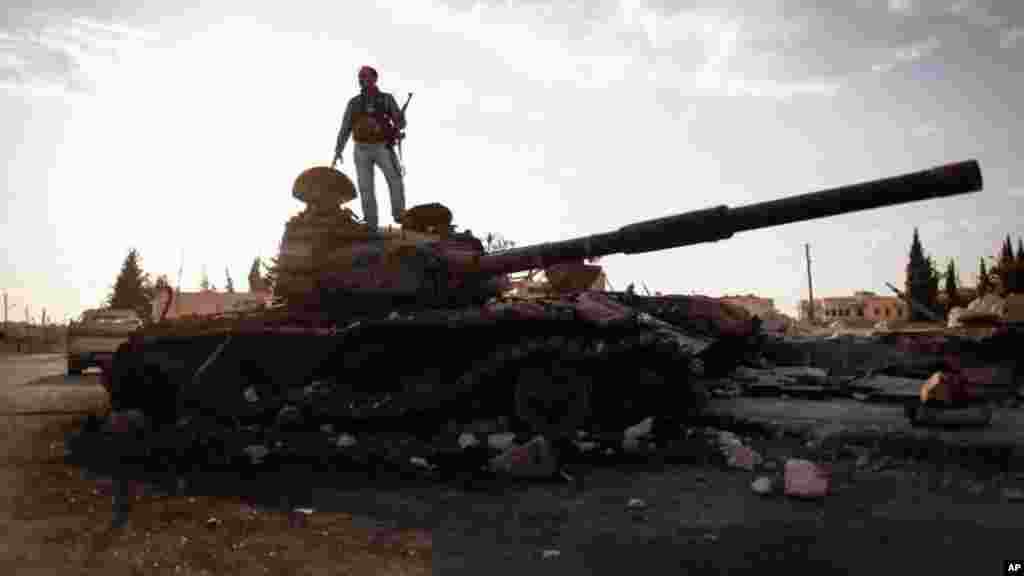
[333, 65, 406, 231]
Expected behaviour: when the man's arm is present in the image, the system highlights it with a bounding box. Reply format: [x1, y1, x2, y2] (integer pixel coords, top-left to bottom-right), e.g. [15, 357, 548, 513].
[335, 99, 355, 158]
[388, 93, 406, 130]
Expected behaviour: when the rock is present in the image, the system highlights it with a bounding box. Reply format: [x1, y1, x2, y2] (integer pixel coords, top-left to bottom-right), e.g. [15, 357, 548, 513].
[336, 434, 357, 448]
[409, 457, 432, 469]
[243, 445, 270, 465]
[243, 386, 260, 403]
[487, 433, 516, 451]
[623, 417, 654, 452]
[763, 460, 778, 471]
[751, 476, 774, 495]
[206, 517, 221, 529]
[1002, 488, 1024, 502]
[725, 444, 762, 471]
[541, 549, 561, 559]
[784, 459, 830, 498]
[458, 433, 480, 449]
[855, 454, 871, 469]
[627, 498, 647, 510]
[490, 436, 557, 478]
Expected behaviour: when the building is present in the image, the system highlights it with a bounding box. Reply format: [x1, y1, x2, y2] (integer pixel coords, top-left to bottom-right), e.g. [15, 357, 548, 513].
[799, 291, 908, 323]
[719, 294, 776, 318]
[151, 289, 273, 322]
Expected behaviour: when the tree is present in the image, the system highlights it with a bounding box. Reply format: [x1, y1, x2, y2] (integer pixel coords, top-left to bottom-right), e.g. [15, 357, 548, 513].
[225, 268, 235, 293]
[978, 257, 993, 296]
[904, 228, 940, 321]
[199, 266, 213, 292]
[483, 233, 516, 253]
[989, 235, 1022, 295]
[248, 257, 268, 293]
[107, 248, 152, 320]
[943, 258, 960, 314]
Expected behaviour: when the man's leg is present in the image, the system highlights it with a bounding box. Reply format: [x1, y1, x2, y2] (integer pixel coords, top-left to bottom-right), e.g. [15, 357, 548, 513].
[375, 144, 406, 224]
[354, 144, 378, 230]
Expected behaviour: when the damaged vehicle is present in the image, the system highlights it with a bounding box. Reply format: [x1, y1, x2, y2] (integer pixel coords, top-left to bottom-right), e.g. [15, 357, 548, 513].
[101, 159, 984, 474]
[67, 308, 143, 375]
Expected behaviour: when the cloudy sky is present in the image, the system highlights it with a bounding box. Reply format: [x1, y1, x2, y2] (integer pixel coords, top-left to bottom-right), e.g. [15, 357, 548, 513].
[2, 0, 1022, 322]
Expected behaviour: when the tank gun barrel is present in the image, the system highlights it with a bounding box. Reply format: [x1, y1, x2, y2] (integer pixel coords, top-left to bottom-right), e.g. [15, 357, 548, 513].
[471, 159, 982, 275]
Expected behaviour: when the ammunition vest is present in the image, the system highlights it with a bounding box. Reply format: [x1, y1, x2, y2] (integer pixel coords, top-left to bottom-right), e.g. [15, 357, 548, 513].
[352, 92, 397, 144]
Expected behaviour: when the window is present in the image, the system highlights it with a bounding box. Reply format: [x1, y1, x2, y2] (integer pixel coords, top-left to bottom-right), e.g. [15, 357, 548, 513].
[857, 309, 863, 317]
[874, 307, 880, 316]
[885, 308, 890, 317]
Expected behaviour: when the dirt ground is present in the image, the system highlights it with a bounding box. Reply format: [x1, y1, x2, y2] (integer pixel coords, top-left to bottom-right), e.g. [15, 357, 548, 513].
[0, 414, 431, 575]
[4, 392, 1024, 575]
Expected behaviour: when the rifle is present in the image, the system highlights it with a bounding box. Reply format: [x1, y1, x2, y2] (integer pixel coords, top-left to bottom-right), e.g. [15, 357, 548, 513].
[390, 92, 413, 175]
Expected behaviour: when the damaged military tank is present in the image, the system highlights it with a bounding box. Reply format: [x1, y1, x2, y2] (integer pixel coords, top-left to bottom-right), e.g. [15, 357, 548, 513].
[103, 160, 983, 467]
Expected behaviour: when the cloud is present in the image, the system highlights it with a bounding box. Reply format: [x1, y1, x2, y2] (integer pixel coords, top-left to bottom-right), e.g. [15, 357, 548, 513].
[1000, 26, 1024, 48]
[871, 35, 940, 72]
[0, 11, 154, 97]
[947, 1, 1003, 28]
[912, 122, 939, 137]
[888, 0, 915, 15]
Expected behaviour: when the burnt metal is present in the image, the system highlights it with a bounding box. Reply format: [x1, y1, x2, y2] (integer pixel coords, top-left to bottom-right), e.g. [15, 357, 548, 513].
[101, 160, 985, 478]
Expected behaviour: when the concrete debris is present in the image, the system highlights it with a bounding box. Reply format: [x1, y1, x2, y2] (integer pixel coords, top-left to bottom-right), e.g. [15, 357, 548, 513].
[541, 549, 561, 559]
[712, 429, 762, 470]
[1002, 488, 1024, 502]
[458, 433, 480, 449]
[410, 457, 433, 469]
[751, 476, 774, 495]
[319, 424, 335, 434]
[490, 436, 557, 478]
[487, 433, 516, 451]
[243, 445, 270, 464]
[335, 434, 357, 448]
[626, 498, 647, 509]
[243, 386, 260, 403]
[623, 417, 654, 452]
[784, 459, 829, 499]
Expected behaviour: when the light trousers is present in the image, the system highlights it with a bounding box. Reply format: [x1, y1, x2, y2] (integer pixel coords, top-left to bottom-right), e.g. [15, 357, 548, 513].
[353, 142, 405, 230]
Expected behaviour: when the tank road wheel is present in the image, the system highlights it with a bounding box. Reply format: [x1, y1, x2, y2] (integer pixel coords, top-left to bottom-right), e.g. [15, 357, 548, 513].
[513, 361, 592, 443]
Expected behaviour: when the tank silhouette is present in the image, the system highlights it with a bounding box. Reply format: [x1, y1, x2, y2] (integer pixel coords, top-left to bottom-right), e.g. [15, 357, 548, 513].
[104, 160, 983, 468]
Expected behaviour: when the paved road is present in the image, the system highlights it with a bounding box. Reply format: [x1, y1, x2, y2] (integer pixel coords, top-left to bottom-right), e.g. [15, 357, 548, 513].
[0, 354, 107, 414]
[709, 396, 1024, 445]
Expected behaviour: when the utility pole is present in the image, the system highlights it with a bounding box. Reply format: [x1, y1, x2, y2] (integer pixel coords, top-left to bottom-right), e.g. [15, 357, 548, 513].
[805, 243, 816, 324]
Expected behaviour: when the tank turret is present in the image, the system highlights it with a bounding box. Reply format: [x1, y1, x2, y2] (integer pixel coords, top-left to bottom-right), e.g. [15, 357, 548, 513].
[276, 160, 982, 312]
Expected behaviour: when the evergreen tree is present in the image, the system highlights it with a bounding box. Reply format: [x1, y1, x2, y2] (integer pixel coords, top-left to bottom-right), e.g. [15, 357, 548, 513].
[993, 235, 1017, 294]
[905, 228, 940, 321]
[200, 266, 212, 292]
[978, 257, 993, 296]
[225, 268, 235, 293]
[107, 248, 152, 320]
[1018, 238, 1024, 266]
[943, 258, 960, 314]
[248, 257, 267, 292]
